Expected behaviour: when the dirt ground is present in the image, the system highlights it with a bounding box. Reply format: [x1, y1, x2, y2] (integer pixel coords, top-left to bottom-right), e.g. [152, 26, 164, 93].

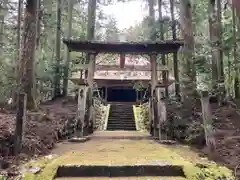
[167, 101, 240, 178]
[0, 97, 77, 176]
[211, 104, 240, 177]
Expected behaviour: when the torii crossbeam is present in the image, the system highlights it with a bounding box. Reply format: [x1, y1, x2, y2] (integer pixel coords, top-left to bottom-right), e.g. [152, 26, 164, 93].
[62, 39, 183, 54]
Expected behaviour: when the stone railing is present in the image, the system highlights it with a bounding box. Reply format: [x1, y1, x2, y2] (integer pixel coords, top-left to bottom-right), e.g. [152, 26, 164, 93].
[93, 98, 110, 131]
[133, 102, 150, 132]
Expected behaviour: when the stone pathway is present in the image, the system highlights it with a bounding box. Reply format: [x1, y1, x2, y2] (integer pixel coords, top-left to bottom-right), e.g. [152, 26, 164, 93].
[24, 131, 234, 180]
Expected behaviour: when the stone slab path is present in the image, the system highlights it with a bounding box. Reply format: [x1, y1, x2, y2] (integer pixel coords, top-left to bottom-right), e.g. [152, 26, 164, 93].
[24, 131, 234, 180]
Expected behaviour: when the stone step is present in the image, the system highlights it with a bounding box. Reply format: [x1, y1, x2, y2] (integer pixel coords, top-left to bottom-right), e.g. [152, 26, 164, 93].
[107, 127, 136, 130]
[108, 122, 135, 124]
[108, 122, 135, 125]
[108, 119, 134, 121]
[107, 103, 135, 131]
[110, 110, 133, 113]
[108, 116, 134, 118]
[107, 124, 135, 127]
[108, 120, 135, 122]
[110, 111, 132, 114]
[111, 107, 132, 109]
[110, 112, 133, 114]
[108, 118, 134, 121]
[107, 128, 136, 131]
[109, 115, 133, 118]
[56, 177, 186, 180]
[107, 121, 135, 124]
[110, 111, 133, 115]
[111, 104, 132, 105]
[55, 165, 185, 178]
[107, 123, 136, 126]
[107, 124, 136, 126]
[107, 128, 137, 131]
[107, 120, 135, 123]
[111, 107, 133, 109]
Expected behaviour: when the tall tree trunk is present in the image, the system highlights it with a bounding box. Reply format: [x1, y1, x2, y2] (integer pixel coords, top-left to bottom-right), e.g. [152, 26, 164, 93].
[33, 0, 40, 104]
[208, 0, 223, 94]
[235, 8, 240, 98]
[158, 0, 168, 97]
[19, 0, 37, 110]
[179, 0, 197, 103]
[84, 0, 97, 78]
[208, 0, 217, 90]
[0, 9, 3, 55]
[148, 0, 155, 41]
[16, 0, 22, 72]
[232, 6, 238, 98]
[0, 0, 8, 55]
[63, 0, 73, 96]
[216, 0, 224, 83]
[53, 0, 62, 98]
[12, 0, 23, 108]
[169, 0, 180, 99]
[85, 0, 97, 77]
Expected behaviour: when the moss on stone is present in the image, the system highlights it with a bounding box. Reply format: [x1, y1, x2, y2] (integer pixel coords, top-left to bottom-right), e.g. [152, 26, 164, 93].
[133, 104, 149, 131]
[22, 139, 235, 180]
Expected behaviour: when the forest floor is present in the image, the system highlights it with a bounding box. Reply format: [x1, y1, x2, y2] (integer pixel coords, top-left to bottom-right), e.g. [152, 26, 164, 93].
[0, 97, 77, 177]
[0, 97, 240, 178]
[167, 101, 240, 178]
[211, 103, 240, 177]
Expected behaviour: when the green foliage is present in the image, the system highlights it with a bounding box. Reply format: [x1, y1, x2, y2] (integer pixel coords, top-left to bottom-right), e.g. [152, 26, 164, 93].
[133, 81, 145, 91]
[0, 176, 7, 180]
[0, 0, 120, 102]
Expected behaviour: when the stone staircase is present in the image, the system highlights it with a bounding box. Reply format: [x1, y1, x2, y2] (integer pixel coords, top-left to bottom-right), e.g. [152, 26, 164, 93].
[107, 103, 136, 131]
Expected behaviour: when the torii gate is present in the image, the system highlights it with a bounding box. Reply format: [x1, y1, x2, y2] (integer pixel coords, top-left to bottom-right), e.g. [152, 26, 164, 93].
[63, 39, 183, 137]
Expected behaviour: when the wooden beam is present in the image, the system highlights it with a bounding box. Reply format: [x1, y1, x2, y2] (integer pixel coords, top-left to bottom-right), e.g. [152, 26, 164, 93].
[63, 39, 184, 54]
[70, 78, 175, 87]
[95, 64, 169, 71]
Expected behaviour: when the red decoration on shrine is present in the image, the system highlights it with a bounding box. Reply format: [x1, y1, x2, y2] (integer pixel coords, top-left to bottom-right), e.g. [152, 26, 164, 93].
[120, 53, 126, 69]
[231, 0, 240, 9]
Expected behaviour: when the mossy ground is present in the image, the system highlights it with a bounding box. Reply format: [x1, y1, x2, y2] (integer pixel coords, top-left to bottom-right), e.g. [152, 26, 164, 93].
[23, 132, 234, 180]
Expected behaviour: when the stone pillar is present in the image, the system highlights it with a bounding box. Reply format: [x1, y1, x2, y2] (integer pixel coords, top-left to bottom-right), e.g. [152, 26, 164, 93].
[150, 53, 158, 138]
[86, 53, 97, 135]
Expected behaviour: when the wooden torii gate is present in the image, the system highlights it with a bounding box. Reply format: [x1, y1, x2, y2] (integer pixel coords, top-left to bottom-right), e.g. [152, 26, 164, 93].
[63, 39, 183, 138]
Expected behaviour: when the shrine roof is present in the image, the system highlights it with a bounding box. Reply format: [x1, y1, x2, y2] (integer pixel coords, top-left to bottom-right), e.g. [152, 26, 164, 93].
[63, 39, 184, 54]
